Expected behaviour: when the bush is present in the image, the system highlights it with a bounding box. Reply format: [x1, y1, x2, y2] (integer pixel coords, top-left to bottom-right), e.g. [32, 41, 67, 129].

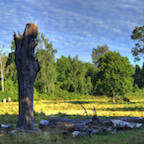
[123, 97, 130, 102]
[0, 91, 15, 102]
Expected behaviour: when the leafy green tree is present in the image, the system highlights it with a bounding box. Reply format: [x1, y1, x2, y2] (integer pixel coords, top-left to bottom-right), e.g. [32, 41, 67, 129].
[131, 25, 144, 62]
[10, 40, 15, 52]
[85, 62, 99, 94]
[56, 55, 71, 90]
[96, 51, 134, 102]
[91, 44, 109, 65]
[5, 52, 17, 83]
[132, 63, 144, 89]
[133, 84, 141, 93]
[5, 41, 17, 83]
[141, 62, 144, 88]
[35, 33, 57, 94]
[0, 45, 7, 92]
[133, 65, 142, 88]
[67, 55, 93, 94]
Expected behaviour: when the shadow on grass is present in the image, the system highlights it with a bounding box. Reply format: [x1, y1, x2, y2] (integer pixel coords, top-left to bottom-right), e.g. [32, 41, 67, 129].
[38, 100, 144, 105]
[37, 101, 102, 104]
[0, 111, 128, 126]
[1, 112, 144, 144]
[97, 107, 144, 112]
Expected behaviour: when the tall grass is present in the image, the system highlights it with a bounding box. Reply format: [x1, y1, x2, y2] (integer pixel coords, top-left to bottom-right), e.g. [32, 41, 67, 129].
[1, 96, 144, 143]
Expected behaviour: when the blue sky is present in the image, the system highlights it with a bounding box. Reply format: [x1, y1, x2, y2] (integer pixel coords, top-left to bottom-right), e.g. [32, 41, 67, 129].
[0, 0, 144, 67]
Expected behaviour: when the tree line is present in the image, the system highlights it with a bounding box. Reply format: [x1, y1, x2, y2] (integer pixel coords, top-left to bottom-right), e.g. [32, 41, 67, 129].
[0, 25, 144, 101]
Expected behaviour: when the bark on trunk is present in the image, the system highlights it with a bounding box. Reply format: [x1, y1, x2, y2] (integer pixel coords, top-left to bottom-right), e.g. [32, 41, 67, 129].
[39, 116, 144, 132]
[45, 85, 47, 93]
[14, 22, 40, 131]
[112, 89, 115, 103]
[40, 117, 91, 132]
[5, 66, 9, 90]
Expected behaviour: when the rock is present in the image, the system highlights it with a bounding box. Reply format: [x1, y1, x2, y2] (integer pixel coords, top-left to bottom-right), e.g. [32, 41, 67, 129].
[39, 119, 49, 130]
[0, 124, 8, 128]
[61, 130, 69, 135]
[72, 131, 81, 137]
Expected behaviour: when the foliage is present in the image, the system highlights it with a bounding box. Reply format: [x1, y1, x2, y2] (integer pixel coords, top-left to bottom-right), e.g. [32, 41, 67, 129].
[2, 30, 144, 100]
[0, 91, 11, 102]
[35, 33, 57, 94]
[133, 64, 144, 88]
[0, 45, 7, 91]
[91, 44, 109, 65]
[5, 52, 17, 83]
[54, 81, 68, 99]
[85, 62, 99, 94]
[123, 97, 130, 102]
[67, 55, 93, 94]
[96, 51, 134, 99]
[0, 80, 18, 102]
[131, 25, 144, 62]
[5, 41, 18, 83]
[10, 40, 15, 52]
[56, 55, 71, 90]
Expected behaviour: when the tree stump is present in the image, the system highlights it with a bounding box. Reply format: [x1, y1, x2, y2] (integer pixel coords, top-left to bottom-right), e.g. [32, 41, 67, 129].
[14, 22, 40, 131]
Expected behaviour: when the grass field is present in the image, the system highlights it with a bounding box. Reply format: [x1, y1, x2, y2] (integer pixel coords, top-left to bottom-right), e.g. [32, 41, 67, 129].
[1, 97, 144, 144]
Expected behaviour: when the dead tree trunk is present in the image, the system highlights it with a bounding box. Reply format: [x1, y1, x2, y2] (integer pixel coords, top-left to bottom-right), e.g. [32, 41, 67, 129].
[14, 22, 40, 131]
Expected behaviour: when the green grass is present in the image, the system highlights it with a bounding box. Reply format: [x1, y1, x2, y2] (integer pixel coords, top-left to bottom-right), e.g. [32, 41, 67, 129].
[1, 128, 144, 144]
[1, 97, 144, 143]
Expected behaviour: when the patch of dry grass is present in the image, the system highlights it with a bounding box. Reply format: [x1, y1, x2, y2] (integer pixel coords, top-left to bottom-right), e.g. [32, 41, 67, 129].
[1, 98, 144, 118]
[1, 98, 144, 143]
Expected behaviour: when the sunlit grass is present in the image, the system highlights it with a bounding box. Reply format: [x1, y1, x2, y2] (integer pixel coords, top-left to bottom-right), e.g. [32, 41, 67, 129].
[1, 97, 144, 144]
[1, 98, 144, 118]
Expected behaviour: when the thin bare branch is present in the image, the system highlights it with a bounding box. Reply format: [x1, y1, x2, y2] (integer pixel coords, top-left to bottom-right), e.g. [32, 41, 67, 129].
[79, 102, 89, 119]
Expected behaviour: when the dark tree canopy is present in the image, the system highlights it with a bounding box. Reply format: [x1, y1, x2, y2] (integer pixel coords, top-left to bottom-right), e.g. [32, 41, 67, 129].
[131, 25, 144, 62]
[133, 64, 144, 89]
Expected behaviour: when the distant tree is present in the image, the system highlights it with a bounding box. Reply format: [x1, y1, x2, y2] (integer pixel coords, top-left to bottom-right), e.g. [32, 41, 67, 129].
[0, 45, 7, 92]
[35, 33, 57, 94]
[133, 65, 142, 88]
[5, 40, 18, 84]
[56, 55, 71, 90]
[85, 62, 99, 94]
[5, 52, 17, 83]
[142, 62, 144, 88]
[133, 63, 144, 88]
[91, 44, 109, 66]
[131, 25, 144, 62]
[96, 51, 134, 102]
[10, 40, 15, 52]
[67, 55, 93, 94]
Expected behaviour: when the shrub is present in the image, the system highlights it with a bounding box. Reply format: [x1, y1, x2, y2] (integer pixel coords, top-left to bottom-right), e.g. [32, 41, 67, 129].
[123, 97, 130, 102]
[0, 91, 13, 102]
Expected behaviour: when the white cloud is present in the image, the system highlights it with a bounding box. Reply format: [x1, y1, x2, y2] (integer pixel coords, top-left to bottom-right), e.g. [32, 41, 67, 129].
[0, 0, 144, 66]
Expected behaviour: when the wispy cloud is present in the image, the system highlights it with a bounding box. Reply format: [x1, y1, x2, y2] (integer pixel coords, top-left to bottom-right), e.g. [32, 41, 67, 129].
[0, 0, 144, 66]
